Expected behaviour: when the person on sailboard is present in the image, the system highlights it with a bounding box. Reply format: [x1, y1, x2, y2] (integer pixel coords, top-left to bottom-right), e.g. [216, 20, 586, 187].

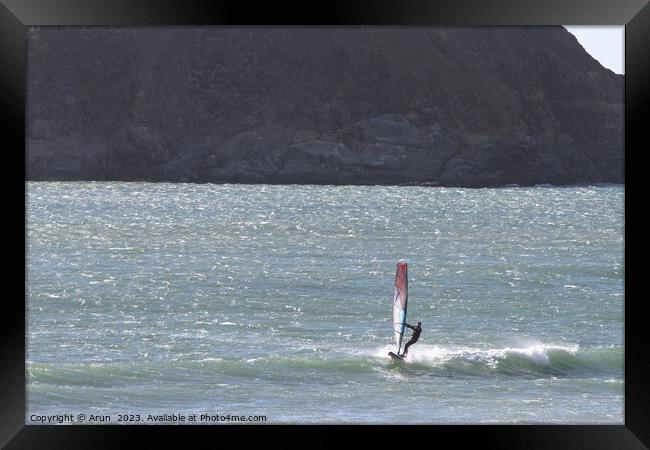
[400, 321, 422, 356]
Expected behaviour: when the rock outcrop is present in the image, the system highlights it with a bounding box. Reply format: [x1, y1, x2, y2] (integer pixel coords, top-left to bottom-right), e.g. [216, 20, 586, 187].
[26, 27, 623, 187]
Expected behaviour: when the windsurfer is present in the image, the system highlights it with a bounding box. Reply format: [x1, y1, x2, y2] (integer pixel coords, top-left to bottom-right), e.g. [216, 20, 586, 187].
[400, 321, 422, 356]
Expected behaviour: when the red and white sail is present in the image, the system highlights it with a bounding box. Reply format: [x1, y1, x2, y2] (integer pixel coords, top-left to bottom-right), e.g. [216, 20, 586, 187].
[392, 260, 408, 353]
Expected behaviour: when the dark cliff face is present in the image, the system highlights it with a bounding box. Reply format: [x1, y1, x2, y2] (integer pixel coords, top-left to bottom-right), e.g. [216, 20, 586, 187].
[26, 27, 623, 187]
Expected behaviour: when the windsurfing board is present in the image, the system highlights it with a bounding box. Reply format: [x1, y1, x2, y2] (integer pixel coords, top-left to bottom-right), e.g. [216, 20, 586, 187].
[388, 351, 404, 360]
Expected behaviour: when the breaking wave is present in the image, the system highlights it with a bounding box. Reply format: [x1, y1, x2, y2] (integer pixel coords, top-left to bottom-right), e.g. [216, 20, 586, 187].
[371, 343, 623, 377]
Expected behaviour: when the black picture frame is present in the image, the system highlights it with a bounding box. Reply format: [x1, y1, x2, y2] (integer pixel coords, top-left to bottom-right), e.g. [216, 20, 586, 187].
[3, 0, 647, 447]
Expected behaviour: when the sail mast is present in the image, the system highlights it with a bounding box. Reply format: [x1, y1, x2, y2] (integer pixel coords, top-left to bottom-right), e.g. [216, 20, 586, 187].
[392, 260, 408, 354]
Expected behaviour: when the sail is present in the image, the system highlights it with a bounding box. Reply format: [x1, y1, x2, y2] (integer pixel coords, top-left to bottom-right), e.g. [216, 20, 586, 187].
[392, 259, 408, 353]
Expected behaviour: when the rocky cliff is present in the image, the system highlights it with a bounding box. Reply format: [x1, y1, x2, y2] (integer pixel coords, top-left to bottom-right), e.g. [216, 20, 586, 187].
[26, 27, 623, 187]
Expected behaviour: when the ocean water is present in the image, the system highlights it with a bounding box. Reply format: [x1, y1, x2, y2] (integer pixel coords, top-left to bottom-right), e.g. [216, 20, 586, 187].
[26, 182, 624, 424]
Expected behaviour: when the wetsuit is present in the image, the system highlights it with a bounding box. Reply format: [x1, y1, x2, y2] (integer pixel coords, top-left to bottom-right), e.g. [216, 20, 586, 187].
[401, 323, 422, 356]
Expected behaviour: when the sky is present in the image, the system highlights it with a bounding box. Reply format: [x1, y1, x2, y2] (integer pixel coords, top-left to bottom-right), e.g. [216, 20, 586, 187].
[563, 26, 624, 74]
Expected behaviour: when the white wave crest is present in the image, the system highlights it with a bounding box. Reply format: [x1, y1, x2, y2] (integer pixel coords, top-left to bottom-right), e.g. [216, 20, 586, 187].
[371, 342, 579, 366]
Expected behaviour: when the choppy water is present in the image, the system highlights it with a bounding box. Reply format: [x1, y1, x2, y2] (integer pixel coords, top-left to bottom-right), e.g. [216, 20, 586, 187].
[26, 182, 624, 424]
